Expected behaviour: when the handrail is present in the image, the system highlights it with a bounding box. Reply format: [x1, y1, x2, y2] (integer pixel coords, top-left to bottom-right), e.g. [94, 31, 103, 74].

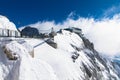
[0, 28, 20, 37]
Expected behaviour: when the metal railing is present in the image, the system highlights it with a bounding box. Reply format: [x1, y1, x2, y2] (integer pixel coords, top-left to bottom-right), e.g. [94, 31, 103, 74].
[0, 28, 20, 37]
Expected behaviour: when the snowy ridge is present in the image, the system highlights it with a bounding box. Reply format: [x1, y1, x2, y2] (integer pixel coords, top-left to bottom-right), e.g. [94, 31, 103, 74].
[0, 15, 17, 30]
[0, 29, 120, 80]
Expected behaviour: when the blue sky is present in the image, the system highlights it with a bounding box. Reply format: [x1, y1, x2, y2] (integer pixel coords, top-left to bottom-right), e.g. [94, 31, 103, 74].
[0, 0, 120, 27]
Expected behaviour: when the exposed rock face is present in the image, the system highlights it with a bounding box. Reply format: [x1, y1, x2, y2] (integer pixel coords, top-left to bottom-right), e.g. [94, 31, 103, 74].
[74, 29, 120, 80]
[82, 37, 94, 51]
[21, 26, 39, 37]
[2, 45, 18, 60]
[2, 41, 34, 60]
[57, 28, 120, 80]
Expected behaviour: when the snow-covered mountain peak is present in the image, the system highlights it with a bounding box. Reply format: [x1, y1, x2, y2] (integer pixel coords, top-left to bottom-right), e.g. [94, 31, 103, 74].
[0, 25, 120, 80]
[54, 30, 83, 53]
[0, 15, 17, 30]
[0, 15, 9, 22]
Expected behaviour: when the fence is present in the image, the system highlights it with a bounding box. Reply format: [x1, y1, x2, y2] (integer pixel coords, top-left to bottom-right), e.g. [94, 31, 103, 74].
[0, 28, 21, 37]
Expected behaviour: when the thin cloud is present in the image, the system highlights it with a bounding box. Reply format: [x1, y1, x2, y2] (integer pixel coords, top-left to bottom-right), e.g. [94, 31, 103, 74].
[68, 11, 77, 19]
[22, 13, 120, 56]
[103, 4, 120, 17]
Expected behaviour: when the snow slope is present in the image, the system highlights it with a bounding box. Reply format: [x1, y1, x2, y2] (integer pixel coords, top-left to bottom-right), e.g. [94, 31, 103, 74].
[0, 40, 58, 80]
[0, 15, 17, 30]
[27, 29, 120, 80]
[0, 29, 120, 80]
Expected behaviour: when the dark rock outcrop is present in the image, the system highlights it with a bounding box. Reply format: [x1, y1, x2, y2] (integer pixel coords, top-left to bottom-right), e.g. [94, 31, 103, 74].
[21, 26, 39, 37]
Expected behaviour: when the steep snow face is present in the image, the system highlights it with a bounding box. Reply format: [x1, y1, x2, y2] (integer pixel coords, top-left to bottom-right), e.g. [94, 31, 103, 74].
[54, 30, 120, 80]
[0, 15, 17, 30]
[54, 30, 83, 52]
[0, 29, 120, 80]
[34, 41, 84, 80]
[34, 30, 120, 80]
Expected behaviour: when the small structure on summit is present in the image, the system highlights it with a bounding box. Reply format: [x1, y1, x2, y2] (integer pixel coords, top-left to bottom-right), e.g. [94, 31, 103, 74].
[49, 27, 57, 39]
[46, 27, 57, 48]
[64, 27, 82, 34]
[64, 27, 83, 37]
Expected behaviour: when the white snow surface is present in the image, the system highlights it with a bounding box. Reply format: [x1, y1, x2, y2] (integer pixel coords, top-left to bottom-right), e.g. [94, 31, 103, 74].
[0, 15, 17, 30]
[0, 30, 119, 80]
[0, 40, 58, 80]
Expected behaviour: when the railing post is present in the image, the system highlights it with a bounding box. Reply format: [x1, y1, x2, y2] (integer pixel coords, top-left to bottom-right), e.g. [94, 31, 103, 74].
[0, 28, 2, 36]
[0, 28, 20, 38]
[2, 29, 4, 36]
[7, 29, 9, 37]
[15, 31, 17, 37]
